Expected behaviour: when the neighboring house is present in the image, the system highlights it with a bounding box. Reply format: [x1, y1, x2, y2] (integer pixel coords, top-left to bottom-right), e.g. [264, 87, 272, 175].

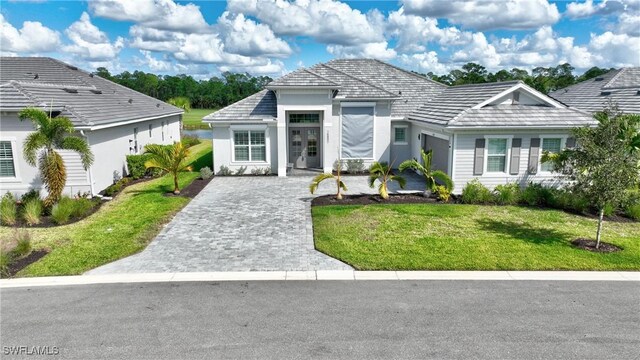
[0, 57, 182, 196]
[204, 59, 597, 193]
[549, 67, 640, 114]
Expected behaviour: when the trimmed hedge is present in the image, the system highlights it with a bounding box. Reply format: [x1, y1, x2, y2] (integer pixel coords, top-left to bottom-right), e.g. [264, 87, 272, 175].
[126, 154, 163, 180]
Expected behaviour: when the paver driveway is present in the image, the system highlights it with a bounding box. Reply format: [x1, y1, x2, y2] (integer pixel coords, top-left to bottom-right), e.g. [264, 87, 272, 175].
[89, 174, 425, 274]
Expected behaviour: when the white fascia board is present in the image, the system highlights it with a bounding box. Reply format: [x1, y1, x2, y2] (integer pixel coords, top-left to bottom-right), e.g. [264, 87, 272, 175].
[80, 112, 184, 131]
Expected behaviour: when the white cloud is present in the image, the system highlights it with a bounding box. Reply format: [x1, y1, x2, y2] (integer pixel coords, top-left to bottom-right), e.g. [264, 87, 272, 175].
[63, 12, 124, 61]
[89, 0, 208, 33]
[402, 0, 560, 30]
[0, 14, 61, 53]
[219, 59, 286, 76]
[565, 0, 627, 18]
[399, 51, 449, 74]
[617, 13, 640, 36]
[129, 25, 185, 52]
[588, 31, 640, 67]
[138, 50, 173, 72]
[451, 32, 501, 67]
[327, 42, 397, 61]
[216, 12, 292, 58]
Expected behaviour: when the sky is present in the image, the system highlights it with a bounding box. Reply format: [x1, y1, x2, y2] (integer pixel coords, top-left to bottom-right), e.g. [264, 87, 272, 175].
[1, 0, 639, 79]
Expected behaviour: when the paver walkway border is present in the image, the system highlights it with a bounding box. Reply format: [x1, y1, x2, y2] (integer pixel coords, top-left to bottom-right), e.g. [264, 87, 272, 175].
[2, 271, 638, 288]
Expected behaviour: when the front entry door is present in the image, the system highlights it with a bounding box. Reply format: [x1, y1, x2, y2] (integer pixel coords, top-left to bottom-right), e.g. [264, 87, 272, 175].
[289, 127, 320, 168]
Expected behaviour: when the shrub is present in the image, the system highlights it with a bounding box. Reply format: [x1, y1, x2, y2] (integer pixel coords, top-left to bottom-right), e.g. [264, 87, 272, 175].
[51, 197, 75, 225]
[235, 166, 247, 176]
[12, 229, 31, 258]
[20, 189, 41, 204]
[522, 183, 553, 207]
[435, 185, 451, 202]
[0, 193, 17, 226]
[493, 183, 521, 205]
[625, 203, 640, 221]
[22, 198, 42, 226]
[103, 177, 131, 197]
[569, 195, 591, 214]
[603, 203, 616, 217]
[71, 198, 96, 219]
[461, 179, 493, 204]
[622, 190, 640, 220]
[346, 159, 365, 174]
[200, 166, 213, 180]
[262, 167, 271, 175]
[218, 165, 232, 176]
[181, 134, 201, 148]
[0, 252, 9, 277]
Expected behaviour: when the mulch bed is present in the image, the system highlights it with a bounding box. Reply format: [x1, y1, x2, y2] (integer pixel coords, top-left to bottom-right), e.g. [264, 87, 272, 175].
[571, 238, 622, 253]
[312, 193, 444, 206]
[9, 199, 104, 229]
[4, 249, 49, 278]
[163, 176, 214, 198]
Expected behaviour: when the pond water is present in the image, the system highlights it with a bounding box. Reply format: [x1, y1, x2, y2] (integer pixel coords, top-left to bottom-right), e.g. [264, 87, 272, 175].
[182, 129, 212, 139]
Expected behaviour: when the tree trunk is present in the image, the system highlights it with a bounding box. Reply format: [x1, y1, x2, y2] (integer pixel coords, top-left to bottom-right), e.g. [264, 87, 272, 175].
[595, 208, 604, 249]
[173, 173, 180, 195]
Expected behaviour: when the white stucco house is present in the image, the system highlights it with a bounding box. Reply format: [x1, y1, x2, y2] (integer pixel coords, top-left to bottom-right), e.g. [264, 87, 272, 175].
[205, 59, 597, 193]
[0, 57, 182, 196]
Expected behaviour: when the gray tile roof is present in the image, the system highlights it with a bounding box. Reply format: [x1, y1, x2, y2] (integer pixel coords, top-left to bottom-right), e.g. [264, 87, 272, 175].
[448, 105, 596, 128]
[203, 89, 276, 122]
[309, 63, 400, 99]
[0, 57, 183, 127]
[549, 68, 640, 114]
[408, 81, 518, 125]
[267, 68, 340, 87]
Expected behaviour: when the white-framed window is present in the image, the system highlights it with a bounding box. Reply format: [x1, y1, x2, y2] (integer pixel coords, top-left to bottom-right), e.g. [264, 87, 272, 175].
[233, 130, 266, 162]
[0, 141, 17, 178]
[393, 126, 408, 145]
[540, 137, 564, 172]
[486, 138, 508, 173]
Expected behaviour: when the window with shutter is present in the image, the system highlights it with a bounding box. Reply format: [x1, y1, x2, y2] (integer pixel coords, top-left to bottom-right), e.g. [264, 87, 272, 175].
[0, 141, 16, 177]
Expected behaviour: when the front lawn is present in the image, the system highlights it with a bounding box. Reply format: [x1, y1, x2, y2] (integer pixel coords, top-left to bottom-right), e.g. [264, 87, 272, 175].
[1, 140, 212, 277]
[182, 108, 217, 129]
[313, 204, 640, 270]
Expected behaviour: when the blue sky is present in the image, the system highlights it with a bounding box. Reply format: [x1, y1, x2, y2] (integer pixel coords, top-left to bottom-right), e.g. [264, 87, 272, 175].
[1, 0, 638, 78]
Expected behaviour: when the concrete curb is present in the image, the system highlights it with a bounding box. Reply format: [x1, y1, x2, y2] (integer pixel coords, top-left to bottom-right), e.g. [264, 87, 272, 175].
[1, 271, 638, 288]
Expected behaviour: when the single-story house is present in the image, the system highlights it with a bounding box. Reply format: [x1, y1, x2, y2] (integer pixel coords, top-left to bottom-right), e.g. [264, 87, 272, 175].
[0, 57, 183, 196]
[549, 67, 640, 114]
[204, 59, 596, 193]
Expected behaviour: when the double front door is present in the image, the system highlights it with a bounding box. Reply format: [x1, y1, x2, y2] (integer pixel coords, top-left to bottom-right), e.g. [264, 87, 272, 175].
[289, 127, 320, 168]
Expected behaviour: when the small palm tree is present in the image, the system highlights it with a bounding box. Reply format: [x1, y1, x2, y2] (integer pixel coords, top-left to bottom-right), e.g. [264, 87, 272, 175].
[368, 161, 406, 200]
[399, 149, 453, 197]
[167, 97, 191, 112]
[310, 160, 347, 200]
[19, 108, 94, 207]
[144, 142, 193, 194]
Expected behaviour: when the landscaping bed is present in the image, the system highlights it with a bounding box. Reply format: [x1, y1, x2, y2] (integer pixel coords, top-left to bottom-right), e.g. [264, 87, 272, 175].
[313, 193, 438, 206]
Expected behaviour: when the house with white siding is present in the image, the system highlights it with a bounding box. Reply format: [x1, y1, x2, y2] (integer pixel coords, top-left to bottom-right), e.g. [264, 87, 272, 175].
[205, 59, 597, 193]
[0, 57, 182, 196]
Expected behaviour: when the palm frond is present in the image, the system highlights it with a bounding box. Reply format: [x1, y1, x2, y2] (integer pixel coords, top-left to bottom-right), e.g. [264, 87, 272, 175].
[338, 180, 347, 192]
[18, 108, 50, 131]
[431, 170, 454, 191]
[391, 174, 407, 189]
[368, 174, 377, 188]
[61, 136, 94, 169]
[309, 173, 336, 194]
[48, 117, 75, 146]
[23, 132, 48, 166]
[398, 159, 423, 173]
[421, 149, 433, 170]
[39, 150, 66, 207]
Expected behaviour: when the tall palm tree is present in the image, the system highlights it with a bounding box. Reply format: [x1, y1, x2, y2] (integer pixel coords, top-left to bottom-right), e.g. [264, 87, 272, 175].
[399, 149, 453, 197]
[19, 108, 94, 207]
[309, 160, 347, 200]
[368, 161, 406, 200]
[167, 97, 191, 112]
[144, 142, 193, 194]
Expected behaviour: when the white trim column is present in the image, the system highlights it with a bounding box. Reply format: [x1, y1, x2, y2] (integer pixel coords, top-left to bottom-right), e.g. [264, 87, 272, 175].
[277, 106, 287, 177]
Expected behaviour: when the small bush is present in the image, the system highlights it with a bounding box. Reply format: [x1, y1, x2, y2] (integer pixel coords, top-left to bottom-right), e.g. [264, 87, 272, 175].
[200, 166, 213, 179]
[0, 252, 9, 277]
[493, 183, 521, 205]
[262, 167, 271, 175]
[51, 197, 75, 225]
[22, 198, 43, 226]
[603, 203, 616, 217]
[569, 195, 590, 214]
[218, 165, 232, 176]
[625, 203, 640, 221]
[20, 189, 41, 204]
[181, 134, 201, 148]
[435, 185, 451, 202]
[0, 193, 17, 226]
[235, 166, 247, 176]
[103, 177, 132, 197]
[13, 229, 31, 258]
[461, 179, 493, 204]
[346, 159, 365, 174]
[522, 183, 553, 207]
[71, 198, 96, 219]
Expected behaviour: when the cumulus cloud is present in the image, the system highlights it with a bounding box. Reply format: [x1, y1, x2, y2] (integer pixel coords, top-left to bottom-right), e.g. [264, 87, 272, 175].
[327, 42, 397, 61]
[565, 0, 627, 18]
[138, 50, 173, 72]
[129, 25, 185, 52]
[451, 33, 501, 67]
[402, 0, 560, 30]
[63, 12, 124, 61]
[216, 12, 292, 58]
[399, 51, 449, 74]
[0, 14, 61, 53]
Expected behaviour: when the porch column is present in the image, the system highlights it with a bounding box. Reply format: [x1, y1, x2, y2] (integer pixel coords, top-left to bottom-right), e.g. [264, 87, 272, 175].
[277, 109, 287, 177]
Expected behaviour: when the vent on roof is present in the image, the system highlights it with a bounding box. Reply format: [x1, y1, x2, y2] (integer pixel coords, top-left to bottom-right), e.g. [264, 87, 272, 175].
[636, 90, 640, 96]
[90, 89, 102, 94]
[66, 65, 78, 71]
[128, 98, 133, 104]
[600, 91, 611, 96]
[156, 103, 161, 108]
[62, 88, 78, 94]
[594, 77, 604, 81]
[89, 73, 94, 78]
[33, 73, 39, 79]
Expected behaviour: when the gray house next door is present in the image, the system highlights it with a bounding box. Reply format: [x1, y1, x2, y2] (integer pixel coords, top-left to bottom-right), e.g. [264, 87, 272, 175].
[289, 127, 320, 168]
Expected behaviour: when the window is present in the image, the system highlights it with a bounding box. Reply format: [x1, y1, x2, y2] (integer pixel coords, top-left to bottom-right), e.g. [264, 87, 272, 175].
[289, 113, 319, 124]
[341, 107, 374, 158]
[393, 126, 407, 144]
[234, 130, 266, 162]
[0, 141, 16, 177]
[541, 138, 562, 172]
[148, 124, 153, 137]
[487, 138, 508, 172]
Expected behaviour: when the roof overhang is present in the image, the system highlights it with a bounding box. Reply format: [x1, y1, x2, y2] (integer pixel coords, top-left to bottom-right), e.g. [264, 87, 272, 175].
[266, 85, 341, 90]
[76, 111, 184, 131]
[202, 118, 277, 125]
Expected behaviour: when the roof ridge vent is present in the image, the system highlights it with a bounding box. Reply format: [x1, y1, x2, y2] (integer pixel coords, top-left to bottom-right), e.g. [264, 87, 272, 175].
[90, 89, 102, 94]
[66, 65, 78, 71]
[62, 88, 78, 94]
[600, 91, 611, 96]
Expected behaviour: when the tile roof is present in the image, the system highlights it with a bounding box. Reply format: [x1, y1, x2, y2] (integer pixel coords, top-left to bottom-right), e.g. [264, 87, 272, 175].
[309, 63, 400, 99]
[0, 57, 183, 128]
[203, 89, 277, 122]
[549, 68, 640, 114]
[448, 105, 596, 128]
[267, 68, 340, 87]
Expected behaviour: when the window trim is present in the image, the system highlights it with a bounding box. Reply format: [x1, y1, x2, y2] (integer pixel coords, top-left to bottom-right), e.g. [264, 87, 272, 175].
[0, 138, 21, 182]
[538, 136, 567, 174]
[483, 135, 513, 175]
[229, 127, 270, 164]
[339, 104, 376, 160]
[392, 125, 408, 145]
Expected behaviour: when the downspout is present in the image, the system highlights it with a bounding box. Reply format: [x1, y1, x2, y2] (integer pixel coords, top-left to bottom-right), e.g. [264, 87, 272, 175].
[79, 130, 96, 196]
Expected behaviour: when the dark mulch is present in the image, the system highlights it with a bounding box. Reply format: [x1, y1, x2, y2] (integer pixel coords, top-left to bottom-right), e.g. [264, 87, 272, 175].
[312, 193, 445, 206]
[163, 176, 214, 198]
[4, 249, 49, 278]
[571, 238, 622, 253]
[9, 199, 104, 229]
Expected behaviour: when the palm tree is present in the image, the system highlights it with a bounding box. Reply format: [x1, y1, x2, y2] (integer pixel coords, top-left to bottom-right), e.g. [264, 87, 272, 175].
[167, 97, 191, 112]
[19, 108, 94, 207]
[399, 149, 453, 197]
[309, 160, 347, 200]
[368, 161, 406, 200]
[144, 142, 193, 194]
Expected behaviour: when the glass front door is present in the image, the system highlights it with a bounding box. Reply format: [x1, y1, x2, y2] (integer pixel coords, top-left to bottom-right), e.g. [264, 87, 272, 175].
[289, 127, 320, 168]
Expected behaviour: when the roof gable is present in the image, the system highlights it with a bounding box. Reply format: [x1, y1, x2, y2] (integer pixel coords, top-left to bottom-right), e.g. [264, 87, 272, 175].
[267, 68, 340, 88]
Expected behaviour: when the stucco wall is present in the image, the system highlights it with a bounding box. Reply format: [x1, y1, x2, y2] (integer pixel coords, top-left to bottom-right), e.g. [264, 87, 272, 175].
[212, 124, 277, 174]
[390, 120, 412, 166]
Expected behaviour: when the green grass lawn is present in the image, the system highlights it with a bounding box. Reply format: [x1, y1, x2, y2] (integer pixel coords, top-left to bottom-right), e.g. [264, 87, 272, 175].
[182, 108, 217, 129]
[313, 204, 640, 271]
[1, 140, 212, 277]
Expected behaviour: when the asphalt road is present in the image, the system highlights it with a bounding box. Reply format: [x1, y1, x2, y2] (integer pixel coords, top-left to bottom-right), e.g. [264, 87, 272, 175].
[1, 281, 639, 359]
